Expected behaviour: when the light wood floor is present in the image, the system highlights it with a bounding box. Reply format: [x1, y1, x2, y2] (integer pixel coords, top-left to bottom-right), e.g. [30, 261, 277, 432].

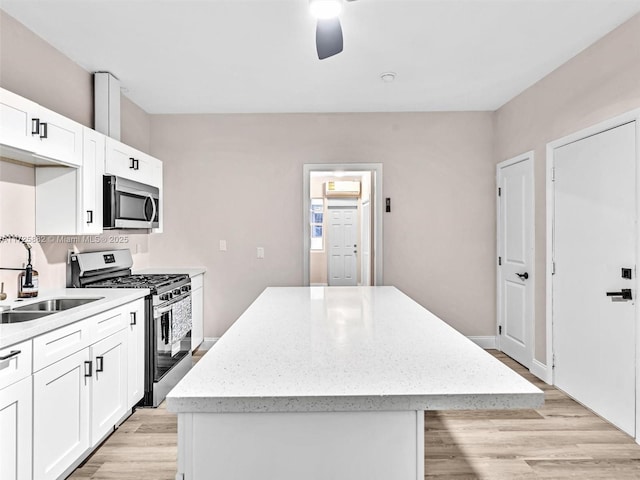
[69, 350, 640, 479]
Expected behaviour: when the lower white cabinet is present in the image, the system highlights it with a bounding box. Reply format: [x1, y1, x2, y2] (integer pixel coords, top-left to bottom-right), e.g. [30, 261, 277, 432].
[91, 329, 128, 446]
[33, 348, 91, 480]
[0, 376, 33, 480]
[126, 299, 145, 406]
[191, 273, 204, 351]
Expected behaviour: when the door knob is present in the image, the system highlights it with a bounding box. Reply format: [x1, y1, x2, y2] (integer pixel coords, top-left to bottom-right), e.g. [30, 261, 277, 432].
[606, 289, 632, 300]
[516, 272, 529, 280]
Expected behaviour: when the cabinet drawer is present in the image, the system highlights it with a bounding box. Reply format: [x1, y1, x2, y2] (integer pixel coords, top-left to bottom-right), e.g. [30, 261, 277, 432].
[0, 340, 32, 390]
[191, 274, 204, 291]
[33, 319, 91, 372]
[88, 307, 127, 341]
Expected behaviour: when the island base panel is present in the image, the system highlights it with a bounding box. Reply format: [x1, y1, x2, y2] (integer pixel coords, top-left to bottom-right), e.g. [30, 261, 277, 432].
[177, 410, 424, 479]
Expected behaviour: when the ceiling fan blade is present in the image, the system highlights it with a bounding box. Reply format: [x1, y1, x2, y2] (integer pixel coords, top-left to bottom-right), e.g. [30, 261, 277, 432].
[316, 17, 343, 60]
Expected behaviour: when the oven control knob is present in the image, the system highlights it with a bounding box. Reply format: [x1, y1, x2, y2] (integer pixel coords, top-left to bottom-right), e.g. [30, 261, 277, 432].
[182, 285, 191, 293]
[161, 293, 170, 301]
[173, 288, 181, 296]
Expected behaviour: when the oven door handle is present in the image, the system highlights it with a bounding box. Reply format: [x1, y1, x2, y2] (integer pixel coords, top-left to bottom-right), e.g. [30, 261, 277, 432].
[154, 293, 191, 315]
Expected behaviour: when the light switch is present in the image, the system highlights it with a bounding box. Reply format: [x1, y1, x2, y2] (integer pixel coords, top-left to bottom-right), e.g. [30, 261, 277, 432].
[257, 247, 265, 259]
[219, 240, 227, 251]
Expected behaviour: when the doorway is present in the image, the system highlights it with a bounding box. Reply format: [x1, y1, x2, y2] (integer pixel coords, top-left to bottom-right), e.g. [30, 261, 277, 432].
[303, 164, 383, 286]
[496, 152, 534, 369]
[549, 116, 639, 438]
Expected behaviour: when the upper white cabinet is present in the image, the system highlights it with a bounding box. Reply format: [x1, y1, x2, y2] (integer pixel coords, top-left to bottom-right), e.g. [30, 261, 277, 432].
[0, 87, 83, 167]
[35, 126, 105, 235]
[105, 137, 162, 187]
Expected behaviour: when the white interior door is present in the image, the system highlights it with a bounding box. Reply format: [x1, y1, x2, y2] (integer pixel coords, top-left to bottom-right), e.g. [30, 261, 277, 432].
[328, 200, 358, 286]
[553, 121, 636, 436]
[497, 154, 534, 368]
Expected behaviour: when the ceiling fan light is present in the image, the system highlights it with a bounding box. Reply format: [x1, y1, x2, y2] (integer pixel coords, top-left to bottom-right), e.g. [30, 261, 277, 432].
[310, 0, 342, 19]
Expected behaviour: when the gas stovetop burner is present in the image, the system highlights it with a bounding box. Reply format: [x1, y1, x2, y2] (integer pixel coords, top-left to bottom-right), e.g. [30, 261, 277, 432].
[85, 273, 190, 293]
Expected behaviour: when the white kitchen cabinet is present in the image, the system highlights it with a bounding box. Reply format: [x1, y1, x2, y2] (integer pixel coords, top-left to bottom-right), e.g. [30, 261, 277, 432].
[35, 126, 105, 235]
[0, 87, 83, 167]
[32, 303, 133, 479]
[191, 274, 204, 351]
[0, 341, 33, 480]
[33, 348, 91, 480]
[90, 329, 128, 446]
[79, 127, 105, 234]
[0, 377, 33, 480]
[126, 299, 145, 406]
[105, 136, 162, 187]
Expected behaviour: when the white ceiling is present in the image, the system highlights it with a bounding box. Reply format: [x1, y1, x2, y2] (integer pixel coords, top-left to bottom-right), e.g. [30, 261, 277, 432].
[2, 0, 640, 114]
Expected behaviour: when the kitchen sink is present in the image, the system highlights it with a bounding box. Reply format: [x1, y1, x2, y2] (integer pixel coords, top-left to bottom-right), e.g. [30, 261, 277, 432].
[12, 297, 103, 312]
[0, 311, 54, 324]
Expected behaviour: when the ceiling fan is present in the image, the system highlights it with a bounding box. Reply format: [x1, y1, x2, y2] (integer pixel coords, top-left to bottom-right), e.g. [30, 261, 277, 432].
[310, 0, 359, 60]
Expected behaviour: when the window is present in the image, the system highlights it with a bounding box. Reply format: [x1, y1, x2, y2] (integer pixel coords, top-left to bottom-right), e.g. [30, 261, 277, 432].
[310, 198, 324, 250]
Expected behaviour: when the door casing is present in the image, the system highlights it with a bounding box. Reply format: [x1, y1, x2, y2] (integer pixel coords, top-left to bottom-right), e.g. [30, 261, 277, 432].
[546, 109, 640, 442]
[303, 163, 383, 286]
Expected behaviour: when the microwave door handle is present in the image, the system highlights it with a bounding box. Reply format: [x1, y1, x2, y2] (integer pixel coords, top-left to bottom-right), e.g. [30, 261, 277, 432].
[144, 194, 157, 225]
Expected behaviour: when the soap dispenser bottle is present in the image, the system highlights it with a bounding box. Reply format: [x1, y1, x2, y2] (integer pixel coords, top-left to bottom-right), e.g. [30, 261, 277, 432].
[18, 263, 38, 298]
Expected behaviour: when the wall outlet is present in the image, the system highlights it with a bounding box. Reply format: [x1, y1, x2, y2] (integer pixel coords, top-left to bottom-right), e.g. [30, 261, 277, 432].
[257, 247, 264, 259]
[219, 240, 227, 251]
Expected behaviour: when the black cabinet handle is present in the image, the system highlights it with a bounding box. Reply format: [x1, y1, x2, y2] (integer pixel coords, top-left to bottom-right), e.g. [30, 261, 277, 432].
[0, 350, 21, 361]
[87, 210, 93, 224]
[606, 289, 632, 300]
[39, 122, 48, 139]
[130, 311, 137, 326]
[134, 159, 140, 170]
[130, 157, 136, 169]
[84, 360, 93, 377]
[516, 272, 529, 280]
[31, 118, 40, 135]
[96, 356, 104, 373]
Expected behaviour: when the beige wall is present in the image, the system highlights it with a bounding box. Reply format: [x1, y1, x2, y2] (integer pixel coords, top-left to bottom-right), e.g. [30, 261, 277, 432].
[494, 14, 640, 363]
[0, 9, 153, 298]
[149, 112, 496, 338]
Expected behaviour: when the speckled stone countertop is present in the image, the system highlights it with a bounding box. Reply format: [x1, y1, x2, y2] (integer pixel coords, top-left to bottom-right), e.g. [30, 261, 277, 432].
[167, 286, 543, 414]
[0, 288, 149, 349]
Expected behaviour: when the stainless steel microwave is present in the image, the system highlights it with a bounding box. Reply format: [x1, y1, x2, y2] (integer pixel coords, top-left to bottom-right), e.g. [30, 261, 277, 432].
[103, 175, 160, 229]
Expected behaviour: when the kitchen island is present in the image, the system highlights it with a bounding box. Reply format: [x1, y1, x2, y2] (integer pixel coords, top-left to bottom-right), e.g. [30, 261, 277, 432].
[167, 286, 543, 479]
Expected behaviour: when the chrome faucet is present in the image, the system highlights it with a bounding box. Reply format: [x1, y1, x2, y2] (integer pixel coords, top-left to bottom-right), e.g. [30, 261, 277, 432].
[0, 234, 35, 291]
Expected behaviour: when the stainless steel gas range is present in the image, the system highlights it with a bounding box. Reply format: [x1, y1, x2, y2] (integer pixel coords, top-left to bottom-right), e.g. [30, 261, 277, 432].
[69, 249, 192, 407]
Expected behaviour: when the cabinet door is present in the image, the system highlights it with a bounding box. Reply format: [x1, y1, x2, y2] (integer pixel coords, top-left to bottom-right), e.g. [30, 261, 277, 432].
[33, 349, 90, 480]
[191, 286, 204, 351]
[0, 376, 33, 480]
[105, 137, 162, 187]
[126, 299, 146, 406]
[33, 104, 83, 167]
[91, 329, 128, 446]
[80, 127, 105, 234]
[0, 88, 38, 154]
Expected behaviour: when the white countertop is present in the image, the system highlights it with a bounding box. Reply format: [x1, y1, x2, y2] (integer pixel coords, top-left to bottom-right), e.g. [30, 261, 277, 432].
[133, 267, 206, 278]
[167, 286, 543, 414]
[0, 288, 149, 349]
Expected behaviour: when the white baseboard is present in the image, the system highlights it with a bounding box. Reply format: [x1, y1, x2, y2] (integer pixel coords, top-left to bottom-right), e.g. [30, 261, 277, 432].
[468, 336, 497, 349]
[199, 337, 219, 350]
[530, 358, 552, 385]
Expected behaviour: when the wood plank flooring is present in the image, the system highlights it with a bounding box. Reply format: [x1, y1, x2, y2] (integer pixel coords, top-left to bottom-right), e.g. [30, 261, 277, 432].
[69, 350, 640, 479]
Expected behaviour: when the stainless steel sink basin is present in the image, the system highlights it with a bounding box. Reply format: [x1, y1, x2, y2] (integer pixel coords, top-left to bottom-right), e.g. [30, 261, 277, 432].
[0, 311, 54, 323]
[13, 297, 103, 312]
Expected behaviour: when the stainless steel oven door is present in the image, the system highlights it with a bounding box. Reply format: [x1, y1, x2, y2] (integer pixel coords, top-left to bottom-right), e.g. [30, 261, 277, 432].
[104, 175, 160, 229]
[153, 294, 192, 381]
